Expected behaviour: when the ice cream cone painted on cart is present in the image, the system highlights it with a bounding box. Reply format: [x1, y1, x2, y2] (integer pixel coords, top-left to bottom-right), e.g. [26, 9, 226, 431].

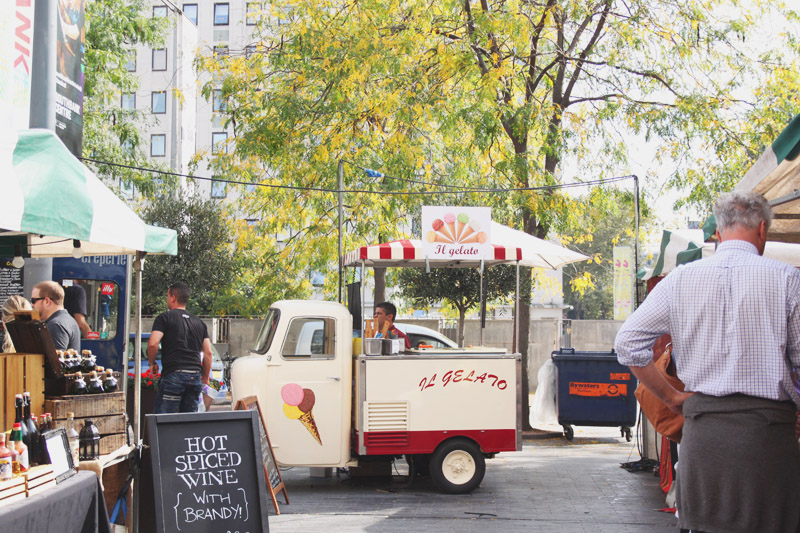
[455, 213, 470, 241]
[281, 383, 323, 445]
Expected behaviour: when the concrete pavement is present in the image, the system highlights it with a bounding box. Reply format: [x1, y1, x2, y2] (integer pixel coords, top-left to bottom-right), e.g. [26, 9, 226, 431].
[265, 427, 677, 532]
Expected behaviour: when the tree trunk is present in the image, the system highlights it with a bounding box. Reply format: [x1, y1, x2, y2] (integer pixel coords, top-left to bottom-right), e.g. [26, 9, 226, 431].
[374, 267, 386, 306]
[457, 307, 466, 347]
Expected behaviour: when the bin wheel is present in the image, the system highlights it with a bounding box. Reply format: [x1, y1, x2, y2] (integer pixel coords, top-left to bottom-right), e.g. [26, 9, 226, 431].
[563, 425, 574, 441]
[622, 427, 632, 442]
[430, 438, 485, 494]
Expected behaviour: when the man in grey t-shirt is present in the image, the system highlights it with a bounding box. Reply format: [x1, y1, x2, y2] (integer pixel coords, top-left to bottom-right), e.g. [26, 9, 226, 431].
[32, 281, 80, 351]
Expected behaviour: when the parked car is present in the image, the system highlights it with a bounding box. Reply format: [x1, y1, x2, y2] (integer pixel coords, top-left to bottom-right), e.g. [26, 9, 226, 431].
[128, 332, 226, 384]
[393, 323, 458, 349]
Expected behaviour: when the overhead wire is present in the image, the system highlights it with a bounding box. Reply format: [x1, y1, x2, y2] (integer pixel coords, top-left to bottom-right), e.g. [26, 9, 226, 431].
[80, 156, 637, 196]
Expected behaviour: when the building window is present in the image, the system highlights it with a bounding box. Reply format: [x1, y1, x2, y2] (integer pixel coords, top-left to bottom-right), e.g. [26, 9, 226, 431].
[152, 49, 167, 71]
[212, 132, 227, 154]
[124, 50, 136, 72]
[120, 93, 136, 110]
[214, 3, 229, 25]
[151, 91, 166, 114]
[151, 134, 166, 157]
[245, 45, 257, 59]
[212, 89, 226, 112]
[213, 45, 229, 57]
[246, 3, 262, 25]
[182, 3, 198, 24]
[211, 180, 227, 198]
[153, 5, 168, 17]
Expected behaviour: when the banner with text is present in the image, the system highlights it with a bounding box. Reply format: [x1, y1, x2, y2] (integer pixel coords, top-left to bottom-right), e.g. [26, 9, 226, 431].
[613, 246, 633, 320]
[421, 206, 492, 260]
[55, 0, 85, 157]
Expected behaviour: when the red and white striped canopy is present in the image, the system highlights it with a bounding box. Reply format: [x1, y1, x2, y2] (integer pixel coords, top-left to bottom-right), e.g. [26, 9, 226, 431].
[342, 239, 522, 268]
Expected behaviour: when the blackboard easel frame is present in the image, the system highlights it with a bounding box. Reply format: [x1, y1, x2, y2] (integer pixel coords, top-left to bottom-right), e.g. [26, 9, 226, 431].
[147, 411, 271, 533]
[235, 395, 289, 515]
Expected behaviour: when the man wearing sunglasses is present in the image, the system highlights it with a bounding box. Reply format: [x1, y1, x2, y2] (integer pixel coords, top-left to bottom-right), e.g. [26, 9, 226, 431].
[31, 281, 80, 351]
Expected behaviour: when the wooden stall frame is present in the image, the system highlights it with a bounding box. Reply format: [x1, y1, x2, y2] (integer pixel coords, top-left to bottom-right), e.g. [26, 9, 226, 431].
[235, 395, 289, 514]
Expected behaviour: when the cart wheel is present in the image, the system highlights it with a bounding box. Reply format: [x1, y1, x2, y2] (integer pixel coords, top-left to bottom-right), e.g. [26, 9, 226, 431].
[563, 425, 574, 441]
[623, 427, 632, 442]
[430, 438, 485, 494]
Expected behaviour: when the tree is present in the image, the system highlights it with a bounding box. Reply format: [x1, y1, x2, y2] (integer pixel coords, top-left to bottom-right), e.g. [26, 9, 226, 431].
[558, 189, 650, 319]
[397, 266, 529, 346]
[83, 0, 170, 193]
[139, 190, 236, 315]
[196, 0, 785, 429]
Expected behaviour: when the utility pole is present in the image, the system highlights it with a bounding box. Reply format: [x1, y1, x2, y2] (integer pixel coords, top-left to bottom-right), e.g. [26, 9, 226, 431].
[338, 160, 344, 303]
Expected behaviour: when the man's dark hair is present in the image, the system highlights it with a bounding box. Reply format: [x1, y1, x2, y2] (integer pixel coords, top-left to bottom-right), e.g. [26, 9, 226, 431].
[168, 282, 191, 305]
[375, 302, 397, 319]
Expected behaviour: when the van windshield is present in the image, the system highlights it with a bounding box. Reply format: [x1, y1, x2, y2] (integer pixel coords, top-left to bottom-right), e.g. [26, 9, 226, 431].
[252, 308, 280, 354]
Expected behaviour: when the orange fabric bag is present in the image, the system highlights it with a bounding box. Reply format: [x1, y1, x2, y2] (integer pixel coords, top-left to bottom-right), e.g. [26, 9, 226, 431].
[634, 344, 686, 443]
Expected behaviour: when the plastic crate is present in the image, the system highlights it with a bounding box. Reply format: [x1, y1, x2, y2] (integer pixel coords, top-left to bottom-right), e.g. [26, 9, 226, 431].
[551, 348, 638, 440]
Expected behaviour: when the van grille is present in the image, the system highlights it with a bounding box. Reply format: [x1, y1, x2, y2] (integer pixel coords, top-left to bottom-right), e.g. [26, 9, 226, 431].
[364, 402, 409, 432]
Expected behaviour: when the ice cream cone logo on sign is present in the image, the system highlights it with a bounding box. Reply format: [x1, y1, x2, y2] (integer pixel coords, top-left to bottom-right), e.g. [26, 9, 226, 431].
[281, 383, 322, 445]
[426, 212, 486, 245]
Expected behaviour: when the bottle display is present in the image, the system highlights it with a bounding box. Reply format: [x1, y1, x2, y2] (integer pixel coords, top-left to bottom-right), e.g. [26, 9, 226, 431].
[0, 433, 13, 481]
[70, 375, 87, 395]
[103, 369, 118, 392]
[23, 391, 39, 466]
[66, 412, 80, 466]
[8, 428, 20, 477]
[38, 415, 50, 464]
[11, 422, 29, 473]
[87, 371, 104, 394]
[14, 394, 29, 449]
[80, 349, 96, 373]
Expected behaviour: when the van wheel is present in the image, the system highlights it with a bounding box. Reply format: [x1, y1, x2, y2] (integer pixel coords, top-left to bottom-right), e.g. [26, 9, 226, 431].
[430, 439, 485, 494]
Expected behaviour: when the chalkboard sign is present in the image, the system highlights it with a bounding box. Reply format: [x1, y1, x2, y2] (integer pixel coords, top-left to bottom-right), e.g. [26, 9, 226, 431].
[147, 411, 270, 533]
[235, 396, 289, 515]
[0, 259, 24, 304]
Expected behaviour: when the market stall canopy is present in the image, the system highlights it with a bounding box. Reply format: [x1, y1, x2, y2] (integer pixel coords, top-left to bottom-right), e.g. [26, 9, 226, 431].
[639, 229, 800, 280]
[342, 221, 588, 269]
[0, 129, 177, 257]
[703, 113, 800, 243]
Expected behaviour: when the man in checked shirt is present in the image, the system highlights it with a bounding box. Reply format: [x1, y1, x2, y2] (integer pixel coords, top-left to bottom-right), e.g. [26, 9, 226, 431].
[616, 191, 800, 533]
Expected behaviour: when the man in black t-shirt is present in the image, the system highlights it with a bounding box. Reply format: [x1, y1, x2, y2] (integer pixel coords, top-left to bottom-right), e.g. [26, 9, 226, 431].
[148, 282, 212, 414]
[64, 281, 90, 338]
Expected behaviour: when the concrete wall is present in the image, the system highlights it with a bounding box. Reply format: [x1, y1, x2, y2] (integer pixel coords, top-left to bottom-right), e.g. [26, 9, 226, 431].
[132, 316, 625, 389]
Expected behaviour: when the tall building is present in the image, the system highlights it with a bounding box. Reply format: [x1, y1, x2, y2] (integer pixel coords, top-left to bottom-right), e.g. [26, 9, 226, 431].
[125, 1, 263, 200]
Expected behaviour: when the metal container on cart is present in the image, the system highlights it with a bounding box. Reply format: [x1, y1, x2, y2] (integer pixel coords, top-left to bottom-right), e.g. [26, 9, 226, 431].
[551, 348, 638, 441]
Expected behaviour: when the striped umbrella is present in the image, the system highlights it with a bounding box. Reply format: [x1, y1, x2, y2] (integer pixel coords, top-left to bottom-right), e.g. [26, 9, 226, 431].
[343, 222, 588, 269]
[0, 129, 177, 257]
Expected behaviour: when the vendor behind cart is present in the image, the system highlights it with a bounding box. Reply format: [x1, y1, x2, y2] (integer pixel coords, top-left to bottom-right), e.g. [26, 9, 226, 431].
[31, 281, 80, 351]
[374, 302, 411, 349]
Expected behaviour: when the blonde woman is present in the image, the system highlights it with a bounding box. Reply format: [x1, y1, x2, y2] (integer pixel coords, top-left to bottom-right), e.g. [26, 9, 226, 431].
[2, 295, 33, 353]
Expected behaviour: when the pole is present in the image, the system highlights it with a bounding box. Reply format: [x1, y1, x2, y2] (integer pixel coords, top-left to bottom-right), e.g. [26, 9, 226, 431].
[479, 259, 484, 346]
[633, 175, 640, 308]
[514, 262, 520, 353]
[338, 160, 344, 303]
[29, 0, 57, 130]
[131, 251, 146, 533]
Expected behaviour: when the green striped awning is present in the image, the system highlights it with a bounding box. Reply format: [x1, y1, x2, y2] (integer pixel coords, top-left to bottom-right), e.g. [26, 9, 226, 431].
[0, 129, 177, 256]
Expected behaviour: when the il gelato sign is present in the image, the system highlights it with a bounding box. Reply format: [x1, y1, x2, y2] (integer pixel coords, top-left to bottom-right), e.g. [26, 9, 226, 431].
[421, 206, 492, 260]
